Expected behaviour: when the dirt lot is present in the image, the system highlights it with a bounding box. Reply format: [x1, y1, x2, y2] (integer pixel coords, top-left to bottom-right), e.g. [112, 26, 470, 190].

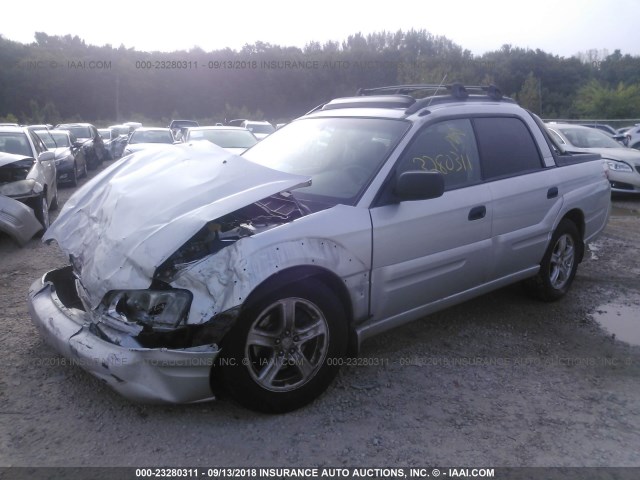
[1, 164, 639, 469]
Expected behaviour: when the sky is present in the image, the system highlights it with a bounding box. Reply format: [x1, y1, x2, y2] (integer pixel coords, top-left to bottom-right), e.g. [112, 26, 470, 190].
[1, 0, 638, 58]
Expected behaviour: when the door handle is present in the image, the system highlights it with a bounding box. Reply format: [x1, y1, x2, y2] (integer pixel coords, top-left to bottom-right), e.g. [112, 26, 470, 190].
[468, 205, 486, 221]
[547, 187, 558, 199]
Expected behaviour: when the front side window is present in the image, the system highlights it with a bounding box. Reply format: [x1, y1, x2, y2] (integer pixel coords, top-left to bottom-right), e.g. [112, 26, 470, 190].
[51, 132, 71, 147]
[35, 130, 57, 149]
[396, 118, 482, 190]
[474, 117, 543, 179]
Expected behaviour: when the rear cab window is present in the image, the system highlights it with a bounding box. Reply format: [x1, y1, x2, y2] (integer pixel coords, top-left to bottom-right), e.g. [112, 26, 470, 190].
[473, 117, 544, 179]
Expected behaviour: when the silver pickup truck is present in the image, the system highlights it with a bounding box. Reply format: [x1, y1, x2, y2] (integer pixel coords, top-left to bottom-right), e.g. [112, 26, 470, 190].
[28, 84, 611, 412]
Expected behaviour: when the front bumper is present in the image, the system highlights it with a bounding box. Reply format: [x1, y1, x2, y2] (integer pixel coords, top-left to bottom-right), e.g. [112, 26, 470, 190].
[0, 195, 42, 245]
[27, 266, 220, 403]
[609, 169, 640, 193]
[56, 161, 76, 182]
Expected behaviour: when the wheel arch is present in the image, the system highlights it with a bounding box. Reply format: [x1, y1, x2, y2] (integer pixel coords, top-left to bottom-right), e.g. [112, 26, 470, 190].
[558, 208, 585, 262]
[241, 265, 359, 356]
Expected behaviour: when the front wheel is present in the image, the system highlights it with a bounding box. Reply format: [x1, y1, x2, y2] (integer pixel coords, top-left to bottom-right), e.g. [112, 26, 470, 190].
[69, 162, 78, 187]
[217, 279, 348, 413]
[524, 219, 582, 301]
[32, 193, 50, 231]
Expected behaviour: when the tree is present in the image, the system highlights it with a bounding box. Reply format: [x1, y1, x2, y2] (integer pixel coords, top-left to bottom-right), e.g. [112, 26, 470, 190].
[517, 72, 542, 114]
[575, 80, 640, 118]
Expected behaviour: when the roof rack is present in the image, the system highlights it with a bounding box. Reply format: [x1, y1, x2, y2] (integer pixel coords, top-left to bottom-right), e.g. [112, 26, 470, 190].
[321, 95, 416, 111]
[306, 83, 511, 116]
[356, 83, 504, 101]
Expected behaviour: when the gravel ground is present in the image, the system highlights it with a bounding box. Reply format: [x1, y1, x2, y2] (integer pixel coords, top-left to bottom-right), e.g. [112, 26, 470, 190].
[1, 164, 639, 468]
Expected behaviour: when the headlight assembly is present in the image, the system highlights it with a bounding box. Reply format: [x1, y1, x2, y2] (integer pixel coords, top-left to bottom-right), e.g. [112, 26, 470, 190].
[102, 289, 192, 329]
[0, 178, 40, 197]
[605, 159, 633, 172]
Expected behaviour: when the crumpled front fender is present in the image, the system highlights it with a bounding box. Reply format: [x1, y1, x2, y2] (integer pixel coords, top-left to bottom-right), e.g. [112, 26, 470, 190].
[0, 195, 42, 246]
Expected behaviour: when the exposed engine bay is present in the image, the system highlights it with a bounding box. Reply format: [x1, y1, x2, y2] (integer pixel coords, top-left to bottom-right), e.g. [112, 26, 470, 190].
[156, 192, 308, 281]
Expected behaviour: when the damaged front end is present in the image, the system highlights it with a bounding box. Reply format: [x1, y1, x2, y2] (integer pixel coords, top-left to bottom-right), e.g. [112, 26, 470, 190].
[29, 266, 223, 403]
[28, 143, 312, 403]
[0, 194, 42, 246]
[0, 154, 46, 245]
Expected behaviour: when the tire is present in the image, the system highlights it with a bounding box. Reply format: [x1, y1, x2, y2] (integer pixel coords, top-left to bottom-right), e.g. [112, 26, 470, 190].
[81, 158, 88, 178]
[33, 193, 50, 231]
[49, 187, 58, 211]
[217, 279, 348, 413]
[87, 151, 98, 170]
[69, 162, 78, 187]
[524, 219, 582, 302]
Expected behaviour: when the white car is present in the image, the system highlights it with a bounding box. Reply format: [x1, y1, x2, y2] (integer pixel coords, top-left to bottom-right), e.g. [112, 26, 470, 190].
[624, 124, 640, 150]
[122, 127, 176, 156]
[0, 126, 58, 231]
[547, 123, 640, 193]
[241, 120, 275, 140]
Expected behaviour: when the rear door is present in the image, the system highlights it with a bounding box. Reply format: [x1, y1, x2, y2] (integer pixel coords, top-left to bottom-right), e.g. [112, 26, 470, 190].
[472, 116, 563, 280]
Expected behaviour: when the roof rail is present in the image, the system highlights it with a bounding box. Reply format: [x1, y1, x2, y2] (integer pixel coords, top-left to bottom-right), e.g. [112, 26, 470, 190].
[356, 83, 504, 101]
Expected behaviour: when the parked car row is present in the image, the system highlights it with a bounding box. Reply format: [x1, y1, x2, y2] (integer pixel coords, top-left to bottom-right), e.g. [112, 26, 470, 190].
[0, 119, 140, 246]
[0, 125, 59, 244]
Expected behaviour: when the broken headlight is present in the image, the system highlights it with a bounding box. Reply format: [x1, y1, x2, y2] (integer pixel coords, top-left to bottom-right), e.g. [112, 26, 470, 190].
[102, 289, 192, 329]
[0, 178, 40, 198]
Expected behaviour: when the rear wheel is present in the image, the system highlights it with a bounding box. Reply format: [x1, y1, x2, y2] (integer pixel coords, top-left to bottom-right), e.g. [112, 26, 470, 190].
[524, 219, 581, 301]
[217, 279, 347, 413]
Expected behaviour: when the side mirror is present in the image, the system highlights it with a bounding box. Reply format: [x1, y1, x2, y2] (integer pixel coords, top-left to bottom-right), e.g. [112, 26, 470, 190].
[38, 151, 55, 162]
[612, 134, 629, 147]
[394, 171, 445, 201]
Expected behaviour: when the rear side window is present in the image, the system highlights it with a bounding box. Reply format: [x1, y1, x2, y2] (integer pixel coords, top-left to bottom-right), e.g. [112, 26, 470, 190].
[474, 117, 543, 179]
[397, 119, 482, 191]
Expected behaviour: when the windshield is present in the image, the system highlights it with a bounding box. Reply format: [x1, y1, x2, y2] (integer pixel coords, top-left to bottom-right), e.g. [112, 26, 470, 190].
[187, 129, 258, 148]
[129, 130, 174, 144]
[243, 117, 409, 206]
[0, 133, 32, 156]
[246, 123, 275, 135]
[558, 127, 622, 149]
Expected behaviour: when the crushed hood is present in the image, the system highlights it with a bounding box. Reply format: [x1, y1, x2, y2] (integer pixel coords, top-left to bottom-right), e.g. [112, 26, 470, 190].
[45, 142, 310, 308]
[0, 152, 34, 168]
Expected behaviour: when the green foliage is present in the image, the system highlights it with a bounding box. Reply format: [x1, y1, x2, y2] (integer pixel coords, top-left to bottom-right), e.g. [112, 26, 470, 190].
[0, 112, 19, 123]
[517, 72, 542, 114]
[575, 80, 640, 118]
[1, 31, 639, 125]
